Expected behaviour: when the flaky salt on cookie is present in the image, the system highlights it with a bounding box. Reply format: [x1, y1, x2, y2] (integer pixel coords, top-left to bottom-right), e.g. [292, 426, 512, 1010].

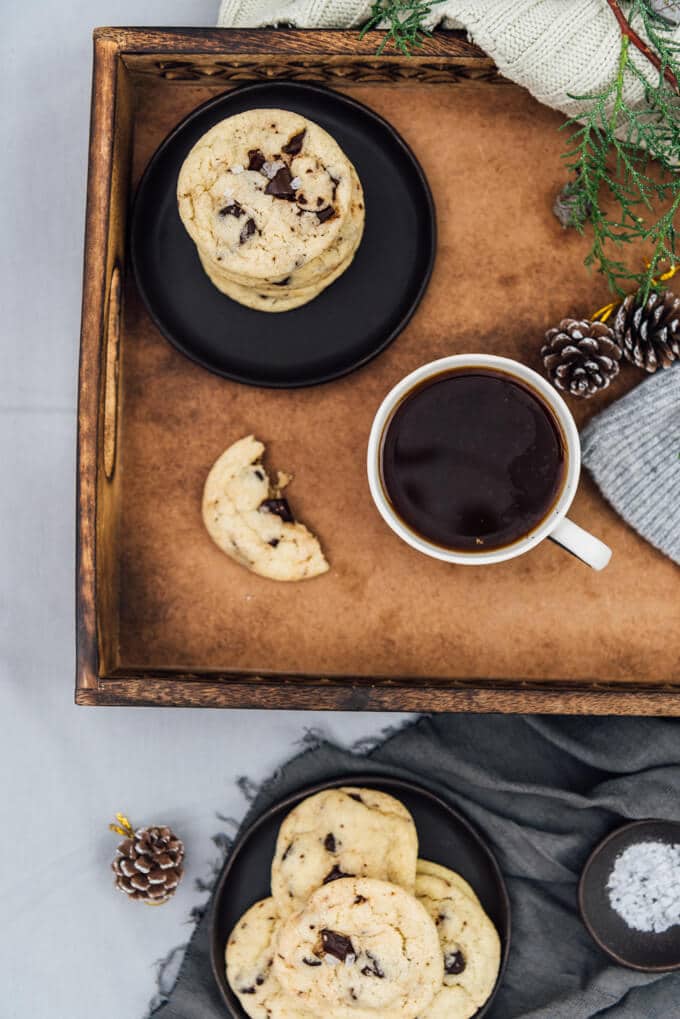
[202, 435, 328, 582]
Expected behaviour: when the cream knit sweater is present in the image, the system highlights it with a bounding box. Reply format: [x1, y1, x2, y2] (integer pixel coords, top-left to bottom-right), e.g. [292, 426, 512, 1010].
[218, 0, 680, 124]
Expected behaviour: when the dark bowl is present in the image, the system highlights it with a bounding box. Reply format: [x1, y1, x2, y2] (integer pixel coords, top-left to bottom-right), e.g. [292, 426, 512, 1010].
[209, 774, 511, 1017]
[579, 819, 680, 972]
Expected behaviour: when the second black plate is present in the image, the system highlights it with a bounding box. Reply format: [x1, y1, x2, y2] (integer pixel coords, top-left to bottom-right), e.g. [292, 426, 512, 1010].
[131, 81, 436, 387]
[209, 775, 510, 1017]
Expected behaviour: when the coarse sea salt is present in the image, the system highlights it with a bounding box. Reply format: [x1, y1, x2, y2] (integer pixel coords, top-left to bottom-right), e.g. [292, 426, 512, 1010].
[606, 840, 680, 934]
[261, 159, 285, 179]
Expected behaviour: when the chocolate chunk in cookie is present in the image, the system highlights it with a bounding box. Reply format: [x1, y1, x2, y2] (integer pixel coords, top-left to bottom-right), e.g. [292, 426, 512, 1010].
[361, 951, 385, 978]
[282, 129, 306, 156]
[247, 148, 267, 171]
[219, 201, 245, 218]
[323, 864, 354, 885]
[265, 165, 297, 201]
[259, 498, 294, 524]
[445, 950, 466, 975]
[239, 218, 257, 244]
[321, 929, 355, 962]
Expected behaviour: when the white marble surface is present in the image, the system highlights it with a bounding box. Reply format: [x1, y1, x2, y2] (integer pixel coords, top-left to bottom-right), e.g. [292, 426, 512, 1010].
[0, 5, 411, 1016]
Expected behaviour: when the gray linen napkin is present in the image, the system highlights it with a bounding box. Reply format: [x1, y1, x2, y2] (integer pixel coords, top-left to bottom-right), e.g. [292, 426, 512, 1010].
[582, 366, 680, 565]
[151, 714, 680, 1019]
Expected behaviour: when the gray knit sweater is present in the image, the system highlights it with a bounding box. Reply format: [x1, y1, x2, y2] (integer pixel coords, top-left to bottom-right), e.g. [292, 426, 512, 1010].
[581, 366, 680, 565]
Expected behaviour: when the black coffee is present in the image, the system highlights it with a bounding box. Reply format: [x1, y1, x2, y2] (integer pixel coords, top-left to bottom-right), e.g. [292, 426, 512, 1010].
[381, 368, 566, 552]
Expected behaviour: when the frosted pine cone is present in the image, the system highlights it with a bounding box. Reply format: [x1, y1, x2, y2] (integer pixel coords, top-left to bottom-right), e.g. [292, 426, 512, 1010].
[112, 824, 184, 904]
[541, 319, 622, 398]
[613, 290, 680, 373]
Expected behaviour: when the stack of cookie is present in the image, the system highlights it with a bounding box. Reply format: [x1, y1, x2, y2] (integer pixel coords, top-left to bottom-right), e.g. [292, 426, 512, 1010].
[177, 109, 365, 313]
[226, 787, 501, 1019]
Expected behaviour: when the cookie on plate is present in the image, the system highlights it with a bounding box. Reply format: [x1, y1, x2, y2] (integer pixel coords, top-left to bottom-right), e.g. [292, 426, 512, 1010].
[273, 877, 444, 1019]
[202, 435, 328, 582]
[199, 242, 358, 313]
[416, 861, 501, 1019]
[177, 109, 356, 281]
[417, 857, 481, 906]
[198, 164, 364, 293]
[271, 786, 418, 915]
[226, 898, 315, 1019]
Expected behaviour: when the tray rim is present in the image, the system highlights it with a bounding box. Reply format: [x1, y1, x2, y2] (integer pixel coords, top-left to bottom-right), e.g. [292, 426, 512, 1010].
[77, 27, 680, 713]
[208, 773, 511, 1018]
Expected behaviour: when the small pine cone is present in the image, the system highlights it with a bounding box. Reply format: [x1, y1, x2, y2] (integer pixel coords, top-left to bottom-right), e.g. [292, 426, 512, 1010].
[112, 826, 184, 904]
[553, 180, 593, 230]
[541, 319, 622, 399]
[613, 289, 680, 373]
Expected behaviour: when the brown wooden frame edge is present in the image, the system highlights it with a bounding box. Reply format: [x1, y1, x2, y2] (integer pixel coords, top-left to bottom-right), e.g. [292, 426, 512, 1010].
[93, 26, 492, 61]
[75, 673, 680, 714]
[77, 32, 121, 698]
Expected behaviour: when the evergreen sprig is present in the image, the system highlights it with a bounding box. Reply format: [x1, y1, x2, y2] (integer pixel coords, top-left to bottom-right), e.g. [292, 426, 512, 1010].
[360, 0, 443, 55]
[362, 0, 679, 302]
[561, 0, 680, 301]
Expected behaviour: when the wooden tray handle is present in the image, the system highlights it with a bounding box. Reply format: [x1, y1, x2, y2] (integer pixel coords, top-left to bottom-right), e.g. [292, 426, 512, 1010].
[102, 264, 122, 480]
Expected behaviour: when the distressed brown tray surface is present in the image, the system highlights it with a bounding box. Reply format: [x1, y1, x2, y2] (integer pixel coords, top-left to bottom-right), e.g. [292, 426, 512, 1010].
[77, 28, 679, 711]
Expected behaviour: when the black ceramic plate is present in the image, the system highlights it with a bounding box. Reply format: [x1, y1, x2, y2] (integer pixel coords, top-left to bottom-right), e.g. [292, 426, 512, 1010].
[210, 775, 510, 1017]
[131, 81, 435, 387]
[579, 819, 680, 972]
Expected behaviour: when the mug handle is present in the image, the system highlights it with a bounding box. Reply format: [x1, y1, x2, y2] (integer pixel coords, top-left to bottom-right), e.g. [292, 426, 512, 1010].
[549, 517, 612, 571]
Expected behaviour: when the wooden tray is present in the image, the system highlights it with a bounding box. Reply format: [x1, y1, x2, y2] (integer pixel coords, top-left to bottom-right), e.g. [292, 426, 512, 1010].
[77, 27, 680, 712]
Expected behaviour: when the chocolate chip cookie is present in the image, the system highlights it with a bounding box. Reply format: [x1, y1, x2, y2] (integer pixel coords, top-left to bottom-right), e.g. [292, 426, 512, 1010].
[177, 109, 364, 312]
[271, 787, 418, 916]
[416, 860, 501, 1019]
[226, 898, 316, 1019]
[274, 877, 444, 1019]
[202, 435, 328, 582]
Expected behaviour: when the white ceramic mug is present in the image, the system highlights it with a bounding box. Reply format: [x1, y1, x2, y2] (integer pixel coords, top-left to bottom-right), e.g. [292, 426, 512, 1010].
[367, 354, 612, 570]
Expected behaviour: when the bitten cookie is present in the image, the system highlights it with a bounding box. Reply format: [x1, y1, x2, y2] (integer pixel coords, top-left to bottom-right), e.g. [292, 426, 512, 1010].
[177, 109, 355, 280]
[202, 435, 328, 582]
[273, 877, 444, 1019]
[226, 898, 315, 1019]
[271, 787, 418, 916]
[416, 861, 501, 1019]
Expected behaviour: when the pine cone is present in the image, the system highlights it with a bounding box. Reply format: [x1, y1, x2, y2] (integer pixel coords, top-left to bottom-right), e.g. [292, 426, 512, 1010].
[613, 289, 680, 373]
[553, 180, 593, 230]
[541, 319, 622, 398]
[112, 825, 184, 904]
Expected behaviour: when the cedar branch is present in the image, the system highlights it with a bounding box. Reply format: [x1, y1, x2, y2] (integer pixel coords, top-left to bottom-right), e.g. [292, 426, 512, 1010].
[605, 0, 679, 91]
